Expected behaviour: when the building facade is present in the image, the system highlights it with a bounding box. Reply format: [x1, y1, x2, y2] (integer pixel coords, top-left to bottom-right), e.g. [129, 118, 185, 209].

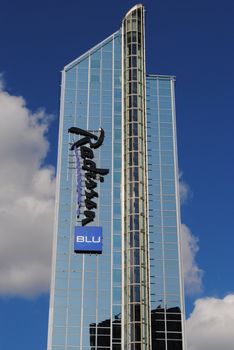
[47, 4, 186, 350]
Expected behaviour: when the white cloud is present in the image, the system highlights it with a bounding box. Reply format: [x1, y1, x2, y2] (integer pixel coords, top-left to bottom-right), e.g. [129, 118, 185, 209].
[0, 85, 55, 297]
[179, 173, 192, 205]
[187, 294, 234, 350]
[179, 174, 203, 294]
[181, 224, 203, 294]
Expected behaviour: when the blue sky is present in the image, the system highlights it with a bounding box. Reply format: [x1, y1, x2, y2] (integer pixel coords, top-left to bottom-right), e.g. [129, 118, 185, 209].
[0, 0, 234, 349]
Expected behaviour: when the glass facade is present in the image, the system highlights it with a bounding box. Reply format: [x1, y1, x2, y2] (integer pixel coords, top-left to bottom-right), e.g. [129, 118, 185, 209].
[146, 76, 185, 350]
[47, 31, 123, 350]
[47, 5, 186, 350]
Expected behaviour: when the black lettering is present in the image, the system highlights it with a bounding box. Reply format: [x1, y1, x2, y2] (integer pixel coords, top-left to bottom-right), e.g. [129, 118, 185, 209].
[85, 178, 97, 189]
[82, 210, 95, 226]
[82, 159, 96, 172]
[89, 128, 105, 149]
[85, 199, 97, 210]
[68, 127, 98, 140]
[85, 189, 98, 199]
[97, 168, 109, 176]
[85, 172, 96, 180]
[70, 137, 90, 150]
[82, 159, 109, 176]
[80, 146, 94, 159]
[68, 127, 105, 150]
[69, 126, 109, 226]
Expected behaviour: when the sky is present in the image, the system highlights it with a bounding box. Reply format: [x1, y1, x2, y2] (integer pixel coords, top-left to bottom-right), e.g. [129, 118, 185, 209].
[0, 0, 234, 349]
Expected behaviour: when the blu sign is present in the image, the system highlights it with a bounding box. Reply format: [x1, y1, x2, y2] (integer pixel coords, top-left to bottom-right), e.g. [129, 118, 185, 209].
[74, 226, 102, 254]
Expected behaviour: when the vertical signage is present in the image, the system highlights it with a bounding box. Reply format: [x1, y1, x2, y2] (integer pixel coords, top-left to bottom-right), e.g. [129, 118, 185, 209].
[68, 127, 109, 254]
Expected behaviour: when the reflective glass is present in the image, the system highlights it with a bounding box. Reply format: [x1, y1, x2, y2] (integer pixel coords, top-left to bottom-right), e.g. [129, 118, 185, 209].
[147, 76, 184, 348]
[49, 31, 122, 348]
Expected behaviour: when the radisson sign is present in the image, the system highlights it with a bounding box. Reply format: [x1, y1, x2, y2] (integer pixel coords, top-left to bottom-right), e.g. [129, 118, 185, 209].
[68, 127, 109, 254]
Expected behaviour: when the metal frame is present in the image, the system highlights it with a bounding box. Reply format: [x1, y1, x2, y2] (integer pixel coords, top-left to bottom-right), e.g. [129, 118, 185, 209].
[171, 79, 187, 350]
[122, 4, 151, 349]
[47, 69, 66, 350]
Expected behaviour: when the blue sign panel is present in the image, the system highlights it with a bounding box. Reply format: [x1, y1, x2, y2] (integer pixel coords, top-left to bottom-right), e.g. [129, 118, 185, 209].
[74, 226, 102, 254]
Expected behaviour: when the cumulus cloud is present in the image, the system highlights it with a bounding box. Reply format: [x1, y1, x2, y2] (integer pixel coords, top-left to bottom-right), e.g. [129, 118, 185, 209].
[181, 224, 203, 294]
[0, 84, 55, 297]
[179, 173, 202, 294]
[187, 294, 234, 350]
[179, 173, 192, 205]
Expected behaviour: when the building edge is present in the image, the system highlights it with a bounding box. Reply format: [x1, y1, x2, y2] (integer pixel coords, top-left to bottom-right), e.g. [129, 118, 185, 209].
[47, 70, 66, 350]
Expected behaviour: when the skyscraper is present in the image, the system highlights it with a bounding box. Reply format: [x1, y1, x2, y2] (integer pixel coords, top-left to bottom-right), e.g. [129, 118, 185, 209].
[47, 4, 186, 350]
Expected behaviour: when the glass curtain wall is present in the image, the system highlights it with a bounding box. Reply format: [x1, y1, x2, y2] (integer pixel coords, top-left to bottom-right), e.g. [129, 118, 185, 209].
[146, 75, 186, 350]
[47, 31, 123, 350]
[47, 5, 187, 350]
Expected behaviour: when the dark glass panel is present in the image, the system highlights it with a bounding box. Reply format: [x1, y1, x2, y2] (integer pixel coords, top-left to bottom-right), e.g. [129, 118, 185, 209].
[135, 304, 141, 321]
[132, 44, 137, 55]
[130, 266, 140, 283]
[127, 32, 131, 44]
[153, 320, 165, 332]
[166, 313, 182, 321]
[132, 69, 137, 80]
[155, 331, 166, 339]
[129, 82, 138, 94]
[166, 321, 182, 332]
[127, 44, 131, 56]
[129, 302, 135, 322]
[134, 231, 139, 247]
[89, 318, 111, 347]
[132, 56, 137, 67]
[132, 31, 137, 42]
[138, 32, 141, 45]
[137, 8, 141, 18]
[133, 123, 138, 136]
[128, 215, 139, 231]
[134, 199, 139, 214]
[135, 323, 141, 340]
[130, 249, 134, 266]
[130, 285, 140, 303]
[128, 122, 138, 136]
[132, 82, 137, 93]
[133, 167, 139, 181]
[132, 109, 138, 121]
[134, 249, 140, 265]
[133, 152, 138, 166]
[167, 340, 183, 350]
[154, 340, 166, 350]
[167, 333, 182, 340]
[113, 345, 121, 350]
[128, 57, 132, 68]
[133, 136, 138, 150]
[130, 323, 135, 341]
[128, 108, 138, 122]
[133, 95, 138, 107]
[130, 231, 134, 246]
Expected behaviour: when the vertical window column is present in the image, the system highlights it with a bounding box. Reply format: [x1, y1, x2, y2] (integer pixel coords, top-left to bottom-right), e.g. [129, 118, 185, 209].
[122, 5, 151, 350]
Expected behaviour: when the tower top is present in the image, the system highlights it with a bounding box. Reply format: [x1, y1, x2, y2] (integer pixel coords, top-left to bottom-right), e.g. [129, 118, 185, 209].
[124, 3, 144, 19]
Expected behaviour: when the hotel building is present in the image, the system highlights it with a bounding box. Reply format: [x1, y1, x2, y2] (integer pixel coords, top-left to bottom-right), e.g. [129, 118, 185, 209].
[47, 4, 186, 350]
